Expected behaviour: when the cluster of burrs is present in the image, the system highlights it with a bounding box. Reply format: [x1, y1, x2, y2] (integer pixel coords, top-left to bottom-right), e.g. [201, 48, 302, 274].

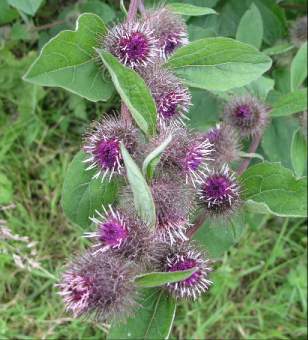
[58, 6, 268, 322]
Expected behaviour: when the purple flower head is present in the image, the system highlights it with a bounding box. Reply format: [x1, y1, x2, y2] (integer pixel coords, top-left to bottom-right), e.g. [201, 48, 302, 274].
[104, 22, 158, 68]
[86, 205, 128, 251]
[144, 7, 188, 59]
[159, 126, 213, 185]
[58, 251, 138, 321]
[83, 116, 139, 182]
[197, 164, 241, 217]
[290, 16, 307, 47]
[164, 244, 212, 300]
[138, 64, 191, 128]
[224, 95, 268, 138]
[203, 123, 241, 168]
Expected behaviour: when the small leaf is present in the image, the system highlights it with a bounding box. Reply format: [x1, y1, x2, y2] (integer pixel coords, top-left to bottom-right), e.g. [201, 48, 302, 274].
[241, 162, 307, 218]
[167, 3, 217, 16]
[24, 14, 113, 102]
[108, 289, 176, 340]
[134, 269, 196, 288]
[7, 0, 43, 16]
[61, 151, 119, 228]
[165, 37, 272, 92]
[270, 88, 307, 117]
[263, 43, 294, 56]
[193, 214, 245, 258]
[291, 128, 307, 177]
[120, 144, 156, 228]
[142, 134, 172, 180]
[290, 42, 307, 91]
[236, 3, 263, 49]
[97, 50, 157, 136]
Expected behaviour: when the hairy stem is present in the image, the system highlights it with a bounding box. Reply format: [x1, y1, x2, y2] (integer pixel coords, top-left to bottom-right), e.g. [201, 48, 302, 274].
[187, 211, 207, 239]
[237, 133, 262, 176]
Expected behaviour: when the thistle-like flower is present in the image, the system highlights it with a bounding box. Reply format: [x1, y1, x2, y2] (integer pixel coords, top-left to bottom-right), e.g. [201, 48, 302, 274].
[290, 16, 307, 47]
[203, 123, 241, 168]
[85, 205, 162, 268]
[197, 164, 241, 217]
[138, 64, 191, 127]
[223, 95, 268, 138]
[163, 243, 212, 300]
[144, 7, 188, 59]
[58, 251, 138, 321]
[158, 126, 213, 185]
[83, 116, 139, 182]
[103, 21, 159, 68]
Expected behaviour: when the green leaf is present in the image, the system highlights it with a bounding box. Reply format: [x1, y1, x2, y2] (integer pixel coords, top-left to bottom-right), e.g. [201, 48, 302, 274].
[23, 13, 113, 102]
[7, 0, 43, 16]
[120, 144, 156, 228]
[97, 50, 157, 136]
[290, 42, 307, 91]
[0, 173, 13, 205]
[134, 269, 196, 288]
[79, 0, 115, 23]
[165, 37, 272, 92]
[236, 3, 263, 49]
[61, 151, 119, 228]
[167, 3, 217, 16]
[0, 1, 18, 25]
[291, 128, 307, 177]
[193, 214, 245, 258]
[263, 43, 294, 56]
[142, 134, 172, 180]
[108, 289, 176, 340]
[241, 162, 307, 218]
[270, 89, 307, 117]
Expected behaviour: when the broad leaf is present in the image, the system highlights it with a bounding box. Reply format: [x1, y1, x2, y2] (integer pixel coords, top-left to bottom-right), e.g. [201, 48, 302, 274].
[236, 3, 263, 49]
[142, 134, 172, 180]
[79, 0, 115, 23]
[167, 3, 217, 16]
[24, 14, 113, 102]
[241, 162, 307, 218]
[290, 42, 307, 91]
[135, 269, 196, 288]
[121, 144, 156, 228]
[98, 50, 157, 136]
[108, 289, 176, 340]
[8, 0, 43, 16]
[61, 151, 119, 228]
[193, 214, 245, 258]
[270, 89, 307, 117]
[291, 128, 307, 177]
[165, 37, 272, 92]
[0, 1, 18, 24]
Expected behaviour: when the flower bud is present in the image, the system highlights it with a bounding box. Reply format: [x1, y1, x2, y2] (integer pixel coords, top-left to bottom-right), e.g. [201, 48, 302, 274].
[223, 95, 268, 138]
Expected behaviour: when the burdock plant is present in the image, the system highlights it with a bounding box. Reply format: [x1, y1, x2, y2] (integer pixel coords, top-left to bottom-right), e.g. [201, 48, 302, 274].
[23, 0, 307, 338]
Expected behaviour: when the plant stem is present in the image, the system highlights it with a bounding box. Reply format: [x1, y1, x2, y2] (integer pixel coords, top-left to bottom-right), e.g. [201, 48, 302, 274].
[139, 0, 146, 15]
[186, 211, 207, 239]
[237, 133, 262, 176]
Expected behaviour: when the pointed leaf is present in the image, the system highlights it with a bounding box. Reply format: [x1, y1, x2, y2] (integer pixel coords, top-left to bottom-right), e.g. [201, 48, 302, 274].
[121, 144, 156, 227]
[236, 3, 263, 49]
[134, 269, 196, 288]
[167, 3, 217, 16]
[97, 49, 157, 136]
[24, 14, 113, 102]
[108, 289, 176, 340]
[61, 151, 119, 228]
[290, 42, 307, 91]
[142, 134, 172, 180]
[165, 37, 272, 92]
